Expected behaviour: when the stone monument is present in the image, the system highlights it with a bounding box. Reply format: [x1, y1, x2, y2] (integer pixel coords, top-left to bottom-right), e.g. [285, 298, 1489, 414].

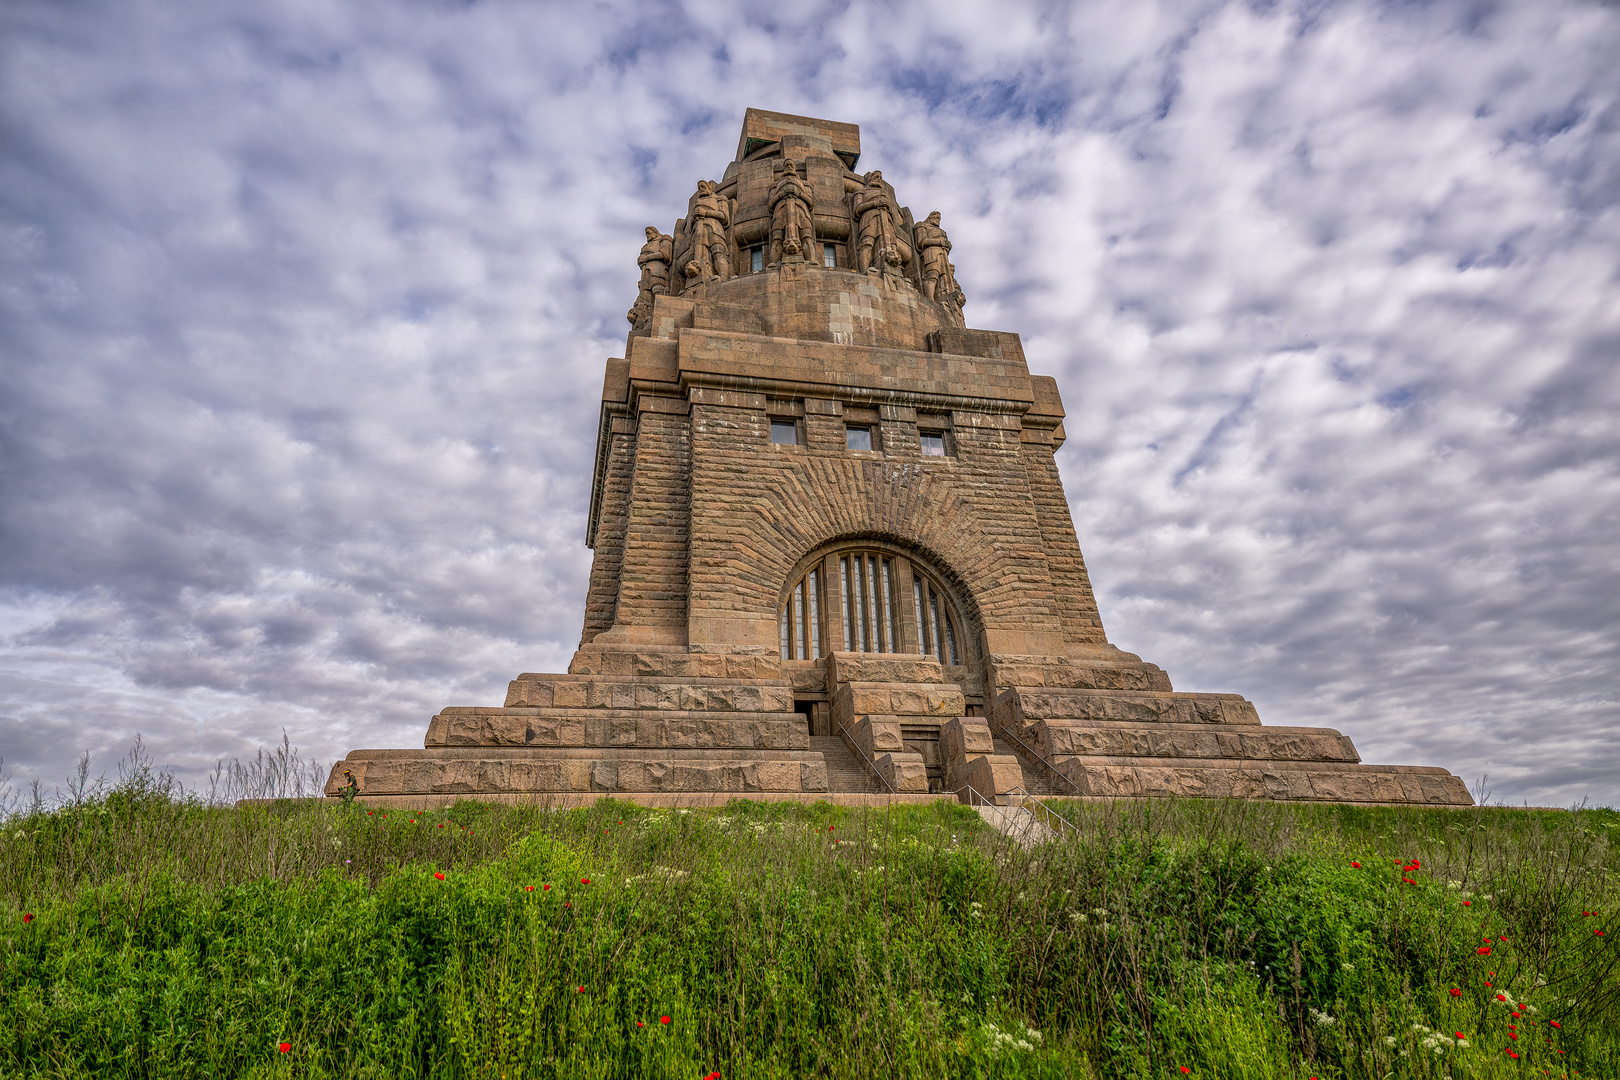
[327, 109, 1472, 808]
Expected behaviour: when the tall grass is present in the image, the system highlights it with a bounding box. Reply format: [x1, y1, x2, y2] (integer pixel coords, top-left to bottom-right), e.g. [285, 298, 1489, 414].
[1, 753, 1615, 1078]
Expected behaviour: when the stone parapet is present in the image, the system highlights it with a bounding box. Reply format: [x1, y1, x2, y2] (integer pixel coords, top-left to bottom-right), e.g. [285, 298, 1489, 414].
[1054, 759, 1472, 805]
[986, 656, 1174, 693]
[424, 708, 810, 750]
[563, 648, 784, 680]
[1014, 719, 1353, 763]
[328, 747, 829, 797]
[831, 682, 966, 730]
[992, 687, 1261, 729]
[504, 675, 795, 712]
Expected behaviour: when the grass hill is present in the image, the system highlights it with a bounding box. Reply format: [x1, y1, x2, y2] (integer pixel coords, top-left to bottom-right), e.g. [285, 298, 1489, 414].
[2, 766, 1616, 1078]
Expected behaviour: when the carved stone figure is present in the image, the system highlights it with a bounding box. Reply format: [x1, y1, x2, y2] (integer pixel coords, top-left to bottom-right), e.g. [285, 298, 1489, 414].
[683, 180, 733, 283]
[853, 170, 902, 273]
[768, 162, 815, 264]
[943, 261, 966, 326]
[914, 210, 952, 301]
[627, 226, 673, 325]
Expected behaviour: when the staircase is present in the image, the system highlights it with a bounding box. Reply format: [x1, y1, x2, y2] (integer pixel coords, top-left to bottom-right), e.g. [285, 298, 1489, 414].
[992, 739, 1069, 797]
[811, 736, 885, 793]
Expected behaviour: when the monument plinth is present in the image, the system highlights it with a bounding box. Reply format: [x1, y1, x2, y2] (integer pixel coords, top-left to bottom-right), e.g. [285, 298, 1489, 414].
[327, 109, 1472, 807]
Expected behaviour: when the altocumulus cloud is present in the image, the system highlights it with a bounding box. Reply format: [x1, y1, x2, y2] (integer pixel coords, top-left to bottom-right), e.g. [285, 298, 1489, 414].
[1, 0, 1617, 805]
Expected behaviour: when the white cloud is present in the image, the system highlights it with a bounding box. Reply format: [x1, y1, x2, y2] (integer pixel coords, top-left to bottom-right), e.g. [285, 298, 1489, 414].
[1, 0, 1616, 806]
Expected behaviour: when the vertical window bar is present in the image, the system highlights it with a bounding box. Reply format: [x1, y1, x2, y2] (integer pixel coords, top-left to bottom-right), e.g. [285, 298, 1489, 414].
[840, 558, 852, 651]
[794, 581, 806, 660]
[914, 578, 929, 654]
[808, 569, 820, 658]
[867, 556, 882, 651]
[880, 559, 895, 654]
[944, 613, 959, 665]
[929, 592, 945, 664]
[855, 557, 869, 651]
[781, 600, 790, 658]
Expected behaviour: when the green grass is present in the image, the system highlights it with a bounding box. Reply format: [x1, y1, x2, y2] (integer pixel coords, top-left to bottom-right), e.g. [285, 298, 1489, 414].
[2, 780, 1617, 1079]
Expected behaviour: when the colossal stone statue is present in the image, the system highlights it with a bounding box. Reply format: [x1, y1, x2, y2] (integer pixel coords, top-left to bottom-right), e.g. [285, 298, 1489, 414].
[768, 161, 815, 264]
[853, 170, 902, 273]
[915, 210, 952, 301]
[627, 225, 673, 325]
[683, 180, 733, 283]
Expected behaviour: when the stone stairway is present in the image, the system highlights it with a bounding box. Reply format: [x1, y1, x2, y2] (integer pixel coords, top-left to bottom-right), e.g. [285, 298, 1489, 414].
[972, 804, 1056, 847]
[810, 736, 885, 793]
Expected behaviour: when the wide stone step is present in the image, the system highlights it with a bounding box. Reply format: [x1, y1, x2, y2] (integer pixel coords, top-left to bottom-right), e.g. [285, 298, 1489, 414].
[332, 747, 828, 796]
[1016, 720, 1359, 764]
[993, 687, 1260, 728]
[831, 681, 965, 723]
[563, 649, 784, 680]
[987, 659, 1173, 693]
[425, 708, 808, 750]
[505, 675, 794, 712]
[1054, 759, 1472, 805]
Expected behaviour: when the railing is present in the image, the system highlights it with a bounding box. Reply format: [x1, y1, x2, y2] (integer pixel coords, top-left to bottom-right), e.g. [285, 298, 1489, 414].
[832, 717, 896, 795]
[957, 782, 1082, 843]
[992, 722, 1083, 797]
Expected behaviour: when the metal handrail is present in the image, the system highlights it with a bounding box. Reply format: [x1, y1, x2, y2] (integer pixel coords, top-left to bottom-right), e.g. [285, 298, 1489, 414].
[958, 783, 1034, 840]
[1002, 785, 1082, 840]
[832, 717, 896, 795]
[993, 722, 1082, 796]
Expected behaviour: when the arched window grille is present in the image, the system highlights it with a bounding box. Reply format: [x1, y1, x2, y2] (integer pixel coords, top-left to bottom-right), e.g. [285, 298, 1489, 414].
[780, 546, 964, 664]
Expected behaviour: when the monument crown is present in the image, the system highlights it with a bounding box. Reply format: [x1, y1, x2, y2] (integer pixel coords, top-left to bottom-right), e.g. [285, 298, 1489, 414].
[327, 109, 1473, 809]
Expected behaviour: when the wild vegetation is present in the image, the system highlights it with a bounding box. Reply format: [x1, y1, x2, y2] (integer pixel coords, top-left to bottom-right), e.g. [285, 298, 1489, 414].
[2, 744, 1615, 1079]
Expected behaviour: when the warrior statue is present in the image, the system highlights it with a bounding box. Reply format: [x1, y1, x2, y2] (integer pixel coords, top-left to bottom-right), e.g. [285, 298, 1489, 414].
[942, 261, 967, 326]
[768, 161, 815, 264]
[853, 170, 902, 274]
[914, 210, 952, 301]
[683, 179, 733, 283]
[626, 226, 673, 325]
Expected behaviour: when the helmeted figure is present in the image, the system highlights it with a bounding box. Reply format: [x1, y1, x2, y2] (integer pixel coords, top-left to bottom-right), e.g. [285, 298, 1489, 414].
[853, 171, 902, 273]
[768, 161, 815, 264]
[683, 180, 733, 283]
[627, 226, 673, 325]
[943, 261, 966, 326]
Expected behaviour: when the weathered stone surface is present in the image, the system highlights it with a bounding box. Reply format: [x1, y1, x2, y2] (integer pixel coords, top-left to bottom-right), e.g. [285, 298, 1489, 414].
[326, 108, 1473, 809]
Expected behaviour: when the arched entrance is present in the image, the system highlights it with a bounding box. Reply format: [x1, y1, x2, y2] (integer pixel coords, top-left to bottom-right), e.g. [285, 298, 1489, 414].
[778, 540, 973, 665]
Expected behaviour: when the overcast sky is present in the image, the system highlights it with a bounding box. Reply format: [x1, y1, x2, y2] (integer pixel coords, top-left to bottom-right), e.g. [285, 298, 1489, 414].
[2, 0, 1617, 808]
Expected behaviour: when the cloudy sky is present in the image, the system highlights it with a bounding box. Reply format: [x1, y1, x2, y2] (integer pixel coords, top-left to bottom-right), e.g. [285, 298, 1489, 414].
[2, 0, 1617, 807]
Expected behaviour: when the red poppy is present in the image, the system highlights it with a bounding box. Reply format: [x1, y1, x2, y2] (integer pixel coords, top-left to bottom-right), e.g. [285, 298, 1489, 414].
[830, 825, 835, 831]
[637, 1021, 645, 1028]
[438, 823, 444, 829]
[1551, 1021, 1562, 1029]
[1485, 982, 1493, 987]
[1499, 935, 1507, 941]
[367, 811, 374, 816]
[434, 872, 446, 880]
[1410, 860, 1421, 869]
[1449, 988, 1462, 997]
[1180, 1069, 1191, 1076]
[1497, 994, 1508, 1002]
[564, 902, 572, 908]
[1463, 900, 1472, 906]
[705, 1073, 721, 1080]
[577, 986, 585, 993]
[1403, 877, 1415, 884]
[1350, 861, 1360, 869]
[525, 885, 535, 892]
[1598, 930, 1607, 936]
[1478, 947, 1492, 955]
[278, 1043, 291, 1053]
[1510, 1033, 1518, 1040]
[410, 819, 417, 824]
[1456, 1032, 1465, 1040]
[1507, 1050, 1519, 1059]
[581, 878, 590, 885]
[21, 913, 33, 924]
[543, 884, 551, 890]
[661, 1016, 671, 1025]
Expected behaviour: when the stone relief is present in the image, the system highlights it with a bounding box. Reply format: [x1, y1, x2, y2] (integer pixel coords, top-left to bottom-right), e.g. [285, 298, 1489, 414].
[683, 179, 733, 283]
[768, 161, 815, 264]
[853, 170, 904, 274]
[914, 210, 952, 301]
[626, 226, 673, 325]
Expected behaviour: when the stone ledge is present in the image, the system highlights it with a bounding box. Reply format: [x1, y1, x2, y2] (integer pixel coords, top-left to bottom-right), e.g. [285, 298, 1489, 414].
[1022, 721, 1359, 763]
[425, 710, 810, 750]
[992, 687, 1260, 728]
[1055, 761, 1472, 805]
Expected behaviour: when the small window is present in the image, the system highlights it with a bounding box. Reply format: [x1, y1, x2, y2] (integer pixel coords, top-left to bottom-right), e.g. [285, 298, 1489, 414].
[920, 431, 947, 456]
[751, 247, 764, 273]
[771, 419, 799, 445]
[846, 426, 873, 452]
[823, 243, 836, 268]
